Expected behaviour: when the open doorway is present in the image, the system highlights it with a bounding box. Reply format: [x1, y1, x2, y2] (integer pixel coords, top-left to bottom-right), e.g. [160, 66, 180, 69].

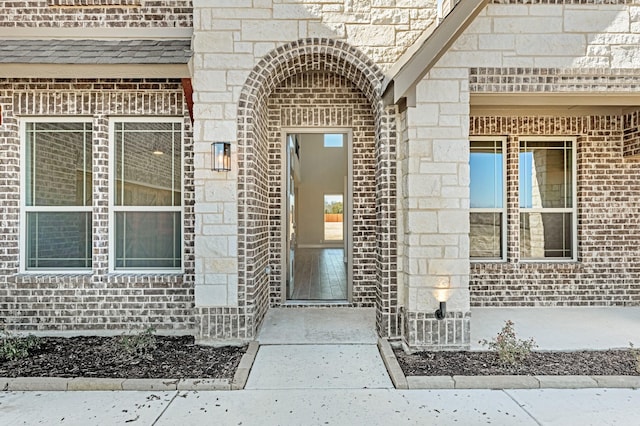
[284, 131, 351, 302]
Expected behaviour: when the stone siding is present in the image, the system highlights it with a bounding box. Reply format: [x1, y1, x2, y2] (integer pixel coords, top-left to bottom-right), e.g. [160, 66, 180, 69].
[399, 68, 472, 350]
[0, 79, 195, 333]
[195, 38, 399, 342]
[0, 1, 192, 28]
[401, 1, 640, 349]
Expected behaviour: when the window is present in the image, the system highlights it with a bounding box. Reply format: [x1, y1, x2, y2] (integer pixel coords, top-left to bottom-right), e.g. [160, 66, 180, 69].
[110, 119, 182, 271]
[470, 138, 506, 260]
[22, 120, 92, 271]
[323, 134, 344, 148]
[324, 194, 344, 241]
[519, 138, 575, 260]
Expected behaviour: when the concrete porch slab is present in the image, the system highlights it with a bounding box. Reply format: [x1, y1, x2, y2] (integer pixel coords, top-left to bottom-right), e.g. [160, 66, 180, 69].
[257, 307, 378, 344]
[245, 344, 393, 390]
[471, 307, 640, 351]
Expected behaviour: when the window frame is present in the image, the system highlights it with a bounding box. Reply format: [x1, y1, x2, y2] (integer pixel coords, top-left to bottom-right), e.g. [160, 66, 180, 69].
[19, 117, 94, 274]
[518, 136, 577, 263]
[469, 136, 507, 262]
[108, 117, 184, 273]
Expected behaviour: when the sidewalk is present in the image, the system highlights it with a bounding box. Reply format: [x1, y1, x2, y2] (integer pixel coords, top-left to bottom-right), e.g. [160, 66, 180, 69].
[2, 388, 639, 425]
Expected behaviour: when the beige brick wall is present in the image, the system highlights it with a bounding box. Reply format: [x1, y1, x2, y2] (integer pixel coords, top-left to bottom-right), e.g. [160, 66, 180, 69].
[470, 114, 640, 306]
[0, 1, 192, 28]
[624, 111, 640, 157]
[0, 79, 195, 333]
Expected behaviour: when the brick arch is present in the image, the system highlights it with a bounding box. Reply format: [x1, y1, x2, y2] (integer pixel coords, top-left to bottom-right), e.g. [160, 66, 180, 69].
[237, 38, 398, 338]
[238, 38, 384, 115]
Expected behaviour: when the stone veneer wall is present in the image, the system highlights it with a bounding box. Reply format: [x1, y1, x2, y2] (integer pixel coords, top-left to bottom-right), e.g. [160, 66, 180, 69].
[194, 38, 400, 341]
[0, 1, 192, 27]
[191, 1, 435, 343]
[398, 68, 472, 350]
[0, 78, 195, 333]
[397, 1, 640, 350]
[470, 114, 640, 306]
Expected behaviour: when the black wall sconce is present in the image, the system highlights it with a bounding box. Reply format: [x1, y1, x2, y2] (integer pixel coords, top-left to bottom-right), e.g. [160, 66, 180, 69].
[433, 276, 451, 321]
[435, 301, 447, 320]
[212, 142, 231, 172]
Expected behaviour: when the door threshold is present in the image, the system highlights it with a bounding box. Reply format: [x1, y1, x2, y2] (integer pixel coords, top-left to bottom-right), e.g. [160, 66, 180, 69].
[283, 300, 351, 307]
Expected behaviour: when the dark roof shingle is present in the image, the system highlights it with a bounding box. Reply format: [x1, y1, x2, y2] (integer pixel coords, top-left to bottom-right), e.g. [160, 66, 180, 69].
[0, 39, 192, 64]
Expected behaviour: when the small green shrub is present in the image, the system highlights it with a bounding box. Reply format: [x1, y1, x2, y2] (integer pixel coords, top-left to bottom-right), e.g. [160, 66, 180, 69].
[0, 330, 41, 361]
[117, 327, 157, 361]
[480, 320, 537, 366]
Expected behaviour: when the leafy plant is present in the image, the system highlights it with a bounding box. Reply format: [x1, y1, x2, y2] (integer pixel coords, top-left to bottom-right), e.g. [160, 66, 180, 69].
[630, 343, 640, 373]
[480, 320, 537, 366]
[0, 330, 41, 361]
[117, 327, 157, 361]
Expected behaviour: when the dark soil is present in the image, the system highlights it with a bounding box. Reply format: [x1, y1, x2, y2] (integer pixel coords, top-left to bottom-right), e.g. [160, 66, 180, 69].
[395, 348, 640, 376]
[0, 335, 246, 379]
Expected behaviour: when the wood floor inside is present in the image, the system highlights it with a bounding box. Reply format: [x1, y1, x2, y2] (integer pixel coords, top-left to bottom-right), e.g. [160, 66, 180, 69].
[290, 248, 347, 300]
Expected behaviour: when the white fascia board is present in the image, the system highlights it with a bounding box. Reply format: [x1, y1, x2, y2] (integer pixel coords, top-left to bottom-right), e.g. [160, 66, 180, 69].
[383, 0, 489, 106]
[0, 63, 190, 78]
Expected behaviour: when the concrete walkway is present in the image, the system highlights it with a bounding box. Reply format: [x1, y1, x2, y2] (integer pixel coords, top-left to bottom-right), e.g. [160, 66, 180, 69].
[248, 308, 392, 389]
[2, 307, 640, 424]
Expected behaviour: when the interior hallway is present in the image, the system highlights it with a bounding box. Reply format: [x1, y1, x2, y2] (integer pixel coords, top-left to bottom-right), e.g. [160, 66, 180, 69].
[290, 248, 347, 300]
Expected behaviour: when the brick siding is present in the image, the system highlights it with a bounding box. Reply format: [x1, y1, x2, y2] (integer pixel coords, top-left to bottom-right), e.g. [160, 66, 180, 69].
[623, 111, 640, 157]
[470, 115, 640, 306]
[0, 1, 192, 28]
[0, 78, 195, 333]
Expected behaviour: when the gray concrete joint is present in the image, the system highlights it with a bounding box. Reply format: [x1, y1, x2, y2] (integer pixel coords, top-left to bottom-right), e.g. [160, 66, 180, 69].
[377, 338, 408, 389]
[231, 340, 260, 390]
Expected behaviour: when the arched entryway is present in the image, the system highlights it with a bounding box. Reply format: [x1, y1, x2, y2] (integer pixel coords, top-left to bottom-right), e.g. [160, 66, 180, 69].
[236, 38, 399, 339]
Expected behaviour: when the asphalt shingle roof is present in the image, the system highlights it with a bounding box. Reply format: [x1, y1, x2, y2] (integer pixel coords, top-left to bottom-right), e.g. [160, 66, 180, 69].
[0, 39, 192, 64]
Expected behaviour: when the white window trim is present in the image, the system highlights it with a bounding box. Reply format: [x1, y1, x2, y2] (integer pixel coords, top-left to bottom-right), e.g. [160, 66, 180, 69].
[470, 136, 507, 263]
[518, 136, 577, 263]
[108, 117, 184, 274]
[19, 117, 93, 274]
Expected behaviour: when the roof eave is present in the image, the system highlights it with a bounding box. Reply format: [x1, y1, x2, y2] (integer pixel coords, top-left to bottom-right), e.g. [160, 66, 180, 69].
[382, 0, 490, 106]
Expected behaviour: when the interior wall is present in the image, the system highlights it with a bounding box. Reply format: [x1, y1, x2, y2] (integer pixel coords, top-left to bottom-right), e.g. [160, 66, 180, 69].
[296, 133, 347, 247]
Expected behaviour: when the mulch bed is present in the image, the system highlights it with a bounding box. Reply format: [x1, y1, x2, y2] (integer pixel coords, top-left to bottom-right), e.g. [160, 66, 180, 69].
[0, 336, 246, 379]
[394, 348, 640, 376]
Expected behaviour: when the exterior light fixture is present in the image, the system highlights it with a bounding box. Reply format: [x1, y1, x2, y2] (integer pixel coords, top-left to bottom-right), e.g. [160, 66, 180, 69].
[212, 142, 231, 172]
[433, 276, 451, 321]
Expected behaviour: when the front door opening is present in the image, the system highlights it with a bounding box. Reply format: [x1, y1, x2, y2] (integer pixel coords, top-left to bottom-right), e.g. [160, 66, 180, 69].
[284, 132, 351, 302]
